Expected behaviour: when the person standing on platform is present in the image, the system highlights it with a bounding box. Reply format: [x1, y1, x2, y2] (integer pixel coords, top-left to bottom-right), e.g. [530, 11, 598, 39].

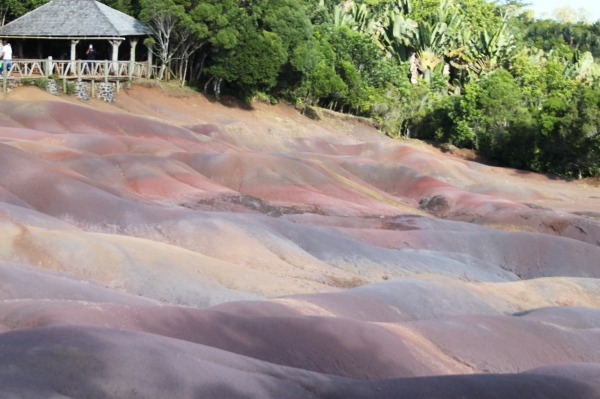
[86, 44, 97, 72]
[0, 41, 12, 74]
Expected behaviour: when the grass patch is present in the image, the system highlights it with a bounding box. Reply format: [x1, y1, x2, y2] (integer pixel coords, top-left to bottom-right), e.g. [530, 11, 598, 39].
[65, 81, 76, 95]
[34, 77, 48, 91]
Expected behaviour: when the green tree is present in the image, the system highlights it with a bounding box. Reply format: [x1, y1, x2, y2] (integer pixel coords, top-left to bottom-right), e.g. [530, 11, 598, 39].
[140, 0, 189, 80]
[474, 69, 530, 157]
[99, 0, 135, 15]
[534, 83, 600, 177]
[207, 21, 288, 95]
[180, 0, 242, 86]
[307, 61, 348, 103]
[379, 81, 431, 138]
[0, 0, 47, 26]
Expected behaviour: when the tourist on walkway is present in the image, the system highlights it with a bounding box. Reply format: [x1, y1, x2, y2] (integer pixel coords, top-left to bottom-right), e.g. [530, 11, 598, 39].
[0, 41, 12, 73]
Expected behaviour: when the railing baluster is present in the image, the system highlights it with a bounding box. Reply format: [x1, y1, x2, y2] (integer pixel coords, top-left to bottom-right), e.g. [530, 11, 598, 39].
[4, 59, 153, 83]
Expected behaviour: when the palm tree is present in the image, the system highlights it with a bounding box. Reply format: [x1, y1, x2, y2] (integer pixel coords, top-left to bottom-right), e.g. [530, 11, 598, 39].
[564, 50, 600, 81]
[332, 4, 355, 28]
[449, 14, 517, 82]
[382, 0, 461, 83]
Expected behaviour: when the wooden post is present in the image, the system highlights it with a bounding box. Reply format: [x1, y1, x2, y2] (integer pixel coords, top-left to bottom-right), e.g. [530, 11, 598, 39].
[70, 40, 79, 75]
[116, 80, 120, 94]
[91, 79, 95, 98]
[77, 61, 83, 81]
[109, 40, 122, 74]
[3, 61, 7, 93]
[46, 57, 52, 78]
[104, 60, 109, 83]
[63, 78, 67, 93]
[145, 42, 153, 79]
[128, 60, 134, 80]
[129, 37, 138, 80]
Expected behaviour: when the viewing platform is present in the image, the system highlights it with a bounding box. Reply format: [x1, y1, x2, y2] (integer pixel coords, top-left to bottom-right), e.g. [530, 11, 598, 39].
[3, 59, 157, 81]
[0, 0, 155, 93]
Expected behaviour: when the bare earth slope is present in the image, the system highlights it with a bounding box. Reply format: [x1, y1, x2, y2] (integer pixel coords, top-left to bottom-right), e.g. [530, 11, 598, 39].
[1, 86, 599, 398]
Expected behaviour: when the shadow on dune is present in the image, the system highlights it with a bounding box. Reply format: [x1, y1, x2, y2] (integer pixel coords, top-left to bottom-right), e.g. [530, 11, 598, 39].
[0, 327, 113, 398]
[134, 309, 423, 380]
[211, 95, 255, 111]
[0, 325, 327, 399]
[322, 372, 600, 399]
[2, 324, 599, 399]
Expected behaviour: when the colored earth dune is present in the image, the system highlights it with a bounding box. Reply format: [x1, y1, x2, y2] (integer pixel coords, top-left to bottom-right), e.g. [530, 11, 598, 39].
[1, 86, 600, 398]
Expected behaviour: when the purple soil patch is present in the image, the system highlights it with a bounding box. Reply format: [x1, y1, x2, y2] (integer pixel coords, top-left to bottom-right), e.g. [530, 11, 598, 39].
[0, 301, 447, 379]
[1, 326, 599, 399]
[215, 277, 503, 323]
[1, 99, 600, 397]
[514, 306, 600, 329]
[408, 315, 600, 373]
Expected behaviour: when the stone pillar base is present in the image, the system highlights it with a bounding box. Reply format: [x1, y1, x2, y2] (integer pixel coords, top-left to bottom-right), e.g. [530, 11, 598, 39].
[75, 82, 90, 102]
[46, 79, 59, 96]
[98, 82, 115, 103]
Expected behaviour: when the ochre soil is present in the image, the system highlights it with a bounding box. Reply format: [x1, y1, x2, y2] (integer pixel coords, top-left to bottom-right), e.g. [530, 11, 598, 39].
[0, 85, 599, 398]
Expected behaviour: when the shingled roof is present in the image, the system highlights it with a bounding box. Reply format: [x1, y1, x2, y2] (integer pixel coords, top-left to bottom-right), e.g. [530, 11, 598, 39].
[0, 0, 152, 39]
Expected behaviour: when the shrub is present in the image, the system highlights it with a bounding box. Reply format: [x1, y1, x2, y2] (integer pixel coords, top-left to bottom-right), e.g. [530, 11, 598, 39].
[34, 78, 48, 91]
[254, 91, 270, 103]
[65, 82, 76, 95]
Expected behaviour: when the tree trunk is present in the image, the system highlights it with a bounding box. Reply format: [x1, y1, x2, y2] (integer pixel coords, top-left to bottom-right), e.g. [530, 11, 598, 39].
[204, 76, 214, 94]
[195, 52, 208, 85]
[304, 89, 311, 103]
[179, 59, 184, 84]
[181, 57, 189, 88]
[188, 52, 196, 82]
[214, 78, 222, 101]
[158, 64, 166, 81]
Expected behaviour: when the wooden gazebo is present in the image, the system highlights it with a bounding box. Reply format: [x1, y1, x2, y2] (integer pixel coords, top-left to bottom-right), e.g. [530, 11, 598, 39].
[0, 0, 156, 81]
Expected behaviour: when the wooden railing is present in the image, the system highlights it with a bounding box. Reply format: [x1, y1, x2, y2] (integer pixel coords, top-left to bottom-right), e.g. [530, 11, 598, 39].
[2, 59, 158, 80]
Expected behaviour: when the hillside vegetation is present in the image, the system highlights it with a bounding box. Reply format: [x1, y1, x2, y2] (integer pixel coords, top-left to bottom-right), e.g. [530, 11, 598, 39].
[4, 0, 600, 177]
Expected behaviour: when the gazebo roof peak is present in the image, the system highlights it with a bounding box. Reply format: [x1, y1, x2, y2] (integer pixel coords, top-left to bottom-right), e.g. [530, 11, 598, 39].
[0, 0, 152, 40]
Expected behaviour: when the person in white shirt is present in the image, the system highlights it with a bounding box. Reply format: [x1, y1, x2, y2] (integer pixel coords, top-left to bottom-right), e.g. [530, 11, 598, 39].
[0, 41, 12, 73]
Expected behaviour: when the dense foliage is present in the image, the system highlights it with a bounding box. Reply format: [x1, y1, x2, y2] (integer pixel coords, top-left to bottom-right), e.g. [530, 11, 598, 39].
[4, 0, 600, 177]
